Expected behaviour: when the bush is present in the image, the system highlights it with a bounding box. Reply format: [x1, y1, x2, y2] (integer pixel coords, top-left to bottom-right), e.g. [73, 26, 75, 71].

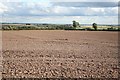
[65, 27, 75, 30]
[85, 28, 92, 31]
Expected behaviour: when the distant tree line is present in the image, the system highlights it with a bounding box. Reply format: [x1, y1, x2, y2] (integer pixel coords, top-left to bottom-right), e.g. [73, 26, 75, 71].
[2, 24, 71, 30]
[2, 21, 120, 31]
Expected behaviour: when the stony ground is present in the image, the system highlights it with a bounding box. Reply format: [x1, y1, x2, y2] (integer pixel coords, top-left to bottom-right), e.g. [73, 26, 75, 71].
[1, 30, 119, 78]
[0, 31, 2, 79]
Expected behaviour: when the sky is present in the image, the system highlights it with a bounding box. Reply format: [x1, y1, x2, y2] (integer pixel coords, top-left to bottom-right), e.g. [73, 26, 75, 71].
[0, 0, 119, 24]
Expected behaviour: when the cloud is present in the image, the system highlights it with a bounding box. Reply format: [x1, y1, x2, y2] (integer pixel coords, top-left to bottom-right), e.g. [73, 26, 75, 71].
[50, 0, 119, 2]
[1, 16, 118, 24]
[2, 2, 52, 16]
[52, 2, 118, 7]
[0, 3, 8, 14]
[0, 1, 118, 24]
[1, 2, 118, 16]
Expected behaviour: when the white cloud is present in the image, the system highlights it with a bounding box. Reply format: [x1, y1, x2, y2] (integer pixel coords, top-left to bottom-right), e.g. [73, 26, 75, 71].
[89, 7, 118, 15]
[0, 2, 118, 16]
[1, 0, 119, 2]
[1, 16, 118, 24]
[0, 3, 8, 14]
[52, 6, 70, 14]
[1, 2, 118, 16]
[111, 7, 118, 14]
[0, 2, 118, 24]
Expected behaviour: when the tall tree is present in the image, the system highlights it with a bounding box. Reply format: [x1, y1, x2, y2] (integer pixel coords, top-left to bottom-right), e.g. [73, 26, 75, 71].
[72, 20, 80, 28]
[92, 23, 97, 30]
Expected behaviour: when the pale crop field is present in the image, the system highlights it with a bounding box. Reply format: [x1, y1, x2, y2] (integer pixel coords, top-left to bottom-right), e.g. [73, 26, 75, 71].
[81, 26, 119, 30]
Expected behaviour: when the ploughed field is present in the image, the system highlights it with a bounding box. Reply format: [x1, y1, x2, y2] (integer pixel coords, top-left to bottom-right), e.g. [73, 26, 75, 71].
[2, 30, 119, 78]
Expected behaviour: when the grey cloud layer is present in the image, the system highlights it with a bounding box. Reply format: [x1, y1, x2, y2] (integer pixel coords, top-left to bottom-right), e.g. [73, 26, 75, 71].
[52, 2, 118, 7]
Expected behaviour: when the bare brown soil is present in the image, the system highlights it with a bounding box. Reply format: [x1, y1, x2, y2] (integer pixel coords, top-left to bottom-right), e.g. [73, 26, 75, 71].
[2, 30, 119, 78]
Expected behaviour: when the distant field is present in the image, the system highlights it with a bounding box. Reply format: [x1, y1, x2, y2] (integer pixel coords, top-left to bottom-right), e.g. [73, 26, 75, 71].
[2, 30, 119, 78]
[81, 26, 119, 30]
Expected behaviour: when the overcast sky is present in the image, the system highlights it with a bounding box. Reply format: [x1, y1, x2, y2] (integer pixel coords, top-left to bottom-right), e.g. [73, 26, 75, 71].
[0, 0, 119, 24]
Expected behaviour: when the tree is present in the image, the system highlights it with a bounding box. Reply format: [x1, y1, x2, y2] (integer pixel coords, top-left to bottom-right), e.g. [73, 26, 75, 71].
[73, 20, 80, 28]
[73, 20, 77, 28]
[92, 23, 97, 30]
